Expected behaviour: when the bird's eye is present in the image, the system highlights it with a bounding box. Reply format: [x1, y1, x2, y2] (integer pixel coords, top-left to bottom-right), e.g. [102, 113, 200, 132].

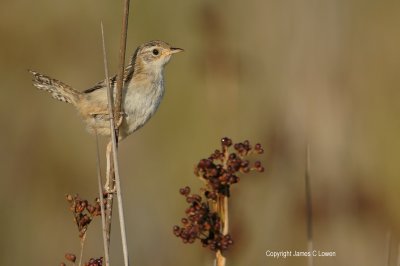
[152, 49, 159, 56]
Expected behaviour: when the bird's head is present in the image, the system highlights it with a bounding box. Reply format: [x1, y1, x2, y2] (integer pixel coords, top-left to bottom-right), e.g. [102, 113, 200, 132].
[132, 40, 183, 73]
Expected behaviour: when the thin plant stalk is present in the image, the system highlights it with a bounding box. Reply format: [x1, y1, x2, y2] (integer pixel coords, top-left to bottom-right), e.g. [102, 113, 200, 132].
[215, 250, 226, 266]
[111, 0, 132, 264]
[104, 142, 115, 245]
[100, 21, 115, 251]
[78, 234, 86, 266]
[101, 22, 130, 266]
[222, 196, 229, 235]
[386, 231, 391, 266]
[214, 148, 230, 266]
[114, 0, 131, 125]
[214, 196, 227, 266]
[99, 0, 131, 260]
[94, 127, 110, 266]
[305, 144, 313, 266]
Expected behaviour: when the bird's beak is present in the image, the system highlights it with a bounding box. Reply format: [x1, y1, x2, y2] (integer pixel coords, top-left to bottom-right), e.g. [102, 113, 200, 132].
[170, 47, 184, 54]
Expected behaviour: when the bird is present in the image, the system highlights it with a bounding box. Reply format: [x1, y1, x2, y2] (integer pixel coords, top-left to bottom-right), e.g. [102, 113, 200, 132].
[30, 40, 183, 140]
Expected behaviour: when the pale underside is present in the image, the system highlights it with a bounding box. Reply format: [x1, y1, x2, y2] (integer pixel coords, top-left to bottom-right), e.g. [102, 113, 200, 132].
[77, 72, 165, 140]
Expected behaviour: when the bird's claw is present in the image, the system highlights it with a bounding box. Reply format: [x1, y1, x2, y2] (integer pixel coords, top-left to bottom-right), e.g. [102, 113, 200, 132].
[89, 111, 126, 127]
[115, 112, 126, 129]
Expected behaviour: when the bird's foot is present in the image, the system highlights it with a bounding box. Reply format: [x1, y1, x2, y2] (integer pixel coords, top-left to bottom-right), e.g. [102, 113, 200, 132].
[89, 111, 126, 126]
[115, 112, 126, 129]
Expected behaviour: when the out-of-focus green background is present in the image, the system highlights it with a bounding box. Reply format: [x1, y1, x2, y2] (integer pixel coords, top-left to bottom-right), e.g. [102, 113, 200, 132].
[1, 0, 400, 265]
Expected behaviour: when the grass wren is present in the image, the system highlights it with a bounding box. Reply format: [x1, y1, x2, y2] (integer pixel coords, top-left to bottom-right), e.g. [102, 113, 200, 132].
[30, 40, 183, 140]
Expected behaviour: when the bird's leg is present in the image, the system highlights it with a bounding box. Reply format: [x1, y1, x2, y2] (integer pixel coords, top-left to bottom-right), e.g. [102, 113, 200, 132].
[105, 141, 114, 192]
[113, 111, 127, 129]
[90, 111, 109, 121]
[90, 111, 126, 129]
[115, 112, 125, 128]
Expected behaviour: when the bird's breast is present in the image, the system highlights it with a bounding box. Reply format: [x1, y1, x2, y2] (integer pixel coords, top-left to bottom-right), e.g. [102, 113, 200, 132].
[122, 77, 165, 135]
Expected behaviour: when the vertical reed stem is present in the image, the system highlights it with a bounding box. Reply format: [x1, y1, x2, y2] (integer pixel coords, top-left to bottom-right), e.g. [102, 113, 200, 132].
[305, 144, 313, 266]
[94, 127, 110, 266]
[114, 0, 131, 125]
[113, 1, 131, 264]
[214, 148, 229, 266]
[386, 231, 392, 266]
[101, 21, 130, 266]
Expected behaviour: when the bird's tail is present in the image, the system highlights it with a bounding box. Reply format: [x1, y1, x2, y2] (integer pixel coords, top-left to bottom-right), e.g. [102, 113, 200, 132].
[29, 70, 81, 105]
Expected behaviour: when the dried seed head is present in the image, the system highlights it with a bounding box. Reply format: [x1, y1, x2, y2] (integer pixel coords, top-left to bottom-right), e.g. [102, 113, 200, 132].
[65, 194, 73, 202]
[174, 137, 264, 252]
[221, 137, 232, 147]
[65, 253, 76, 263]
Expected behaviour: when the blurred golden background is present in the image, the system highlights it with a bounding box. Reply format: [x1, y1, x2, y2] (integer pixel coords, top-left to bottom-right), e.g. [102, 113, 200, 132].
[1, 0, 400, 265]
